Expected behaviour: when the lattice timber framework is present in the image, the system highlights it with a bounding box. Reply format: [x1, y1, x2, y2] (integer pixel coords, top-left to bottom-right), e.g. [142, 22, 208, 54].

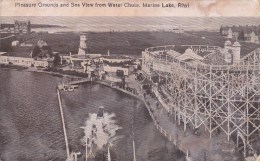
[142, 45, 260, 157]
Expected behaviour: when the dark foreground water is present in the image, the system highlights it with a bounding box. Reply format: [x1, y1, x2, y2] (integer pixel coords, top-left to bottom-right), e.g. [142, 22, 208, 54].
[0, 69, 185, 161]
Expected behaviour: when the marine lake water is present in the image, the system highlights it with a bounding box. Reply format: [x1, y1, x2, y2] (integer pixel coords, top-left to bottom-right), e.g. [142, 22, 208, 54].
[0, 68, 184, 161]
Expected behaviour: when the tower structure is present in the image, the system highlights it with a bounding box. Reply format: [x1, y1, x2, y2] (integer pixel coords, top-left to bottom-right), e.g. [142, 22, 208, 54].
[227, 28, 233, 39]
[14, 20, 31, 34]
[232, 41, 241, 64]
[142, 44, 260, 158]
[224, 40, 232, 63]
[78, 35, 89, 55]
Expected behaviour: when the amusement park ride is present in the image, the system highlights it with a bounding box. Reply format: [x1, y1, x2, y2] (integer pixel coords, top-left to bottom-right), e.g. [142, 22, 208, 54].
[142, 43, 260, 158]
[57, 41, 259, 160]
[58, 96, 137, 161]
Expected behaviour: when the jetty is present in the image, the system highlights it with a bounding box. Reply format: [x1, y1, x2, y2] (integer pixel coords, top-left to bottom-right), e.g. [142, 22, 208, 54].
[58, 78, 92, 91]
[65, 78, 92, 85]
[66, 78, 93, 85]
[57, 89, 70, 158]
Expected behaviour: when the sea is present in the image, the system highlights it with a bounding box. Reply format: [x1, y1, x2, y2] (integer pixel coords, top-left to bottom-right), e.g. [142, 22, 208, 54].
[0, 68, 185, 161]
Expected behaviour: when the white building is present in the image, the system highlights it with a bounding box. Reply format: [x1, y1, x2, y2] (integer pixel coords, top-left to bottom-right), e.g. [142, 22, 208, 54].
[224, 40, 233, 63]
[170, 27, 184, 33]
[100, 55, 132, 63]
[248, 31, 259, 43]
[224, 40, 241, 64]
[0, 52, 52, 68]
[70, 54, 102, 68]
[78, 35, 89, 55]
[102, 64, 134, 76]
[232, 41, 241, 64]
[105, 74, 122, 82]
[20, 43, 33, 47]
[11, 41, 19, 46]
[227, 28, 233, 39]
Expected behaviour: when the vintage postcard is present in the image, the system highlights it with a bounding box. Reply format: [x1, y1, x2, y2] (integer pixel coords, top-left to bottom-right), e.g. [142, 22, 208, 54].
[0, 0, 260, 161]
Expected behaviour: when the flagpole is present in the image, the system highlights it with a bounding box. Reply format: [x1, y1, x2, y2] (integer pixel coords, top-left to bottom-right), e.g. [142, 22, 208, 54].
[133, 139, 136, 161]
[107, 143, 112, 161]
[86, 136, 88, 161]
[132, 104, 136, 161]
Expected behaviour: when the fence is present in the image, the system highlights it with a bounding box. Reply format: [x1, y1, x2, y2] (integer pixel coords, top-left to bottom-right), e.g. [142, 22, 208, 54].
[96, 80, 192, 160]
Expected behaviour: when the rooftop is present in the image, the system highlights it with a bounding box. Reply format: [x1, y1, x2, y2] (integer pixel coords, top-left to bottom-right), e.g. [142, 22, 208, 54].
[1, 52, 31, 58]
[0, 52, 7, 55]
[71, 54, 101, 59]
[103, 63, 132, 68]
[166, 50, 181, 58]
[176, 49, 204, 62]
[221, 25, 260, 35]
[102, 55, 131, 59]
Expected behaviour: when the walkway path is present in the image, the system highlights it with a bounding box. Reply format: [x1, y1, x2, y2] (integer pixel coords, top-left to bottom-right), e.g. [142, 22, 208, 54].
[66, 78, 91, 85]
[124, 76, 238, 161]
[0, 35, 15, 40]
[145, 93, 238, 161]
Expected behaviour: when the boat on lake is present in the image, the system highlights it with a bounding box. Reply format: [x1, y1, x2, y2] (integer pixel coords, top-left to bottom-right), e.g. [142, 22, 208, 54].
[58, 83, 79, 92]
[97, 106, 104, 118]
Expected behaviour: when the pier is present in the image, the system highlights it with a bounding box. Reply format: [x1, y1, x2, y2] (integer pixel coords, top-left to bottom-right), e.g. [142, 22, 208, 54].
[57, 89, 70, 158]
[58, 78, 92, 91]
[65, 78, 92, 85]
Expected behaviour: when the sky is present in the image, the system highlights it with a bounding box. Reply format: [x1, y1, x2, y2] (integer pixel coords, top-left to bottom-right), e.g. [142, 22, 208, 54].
[1, 17, 260, 31]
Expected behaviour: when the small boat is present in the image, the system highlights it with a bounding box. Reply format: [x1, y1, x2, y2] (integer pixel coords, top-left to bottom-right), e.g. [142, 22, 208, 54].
[97, 106, 104, 118]
[70, 85, 79, 89]
[66, 86, 74, 92]
[66, 152, 81, 161]
[58, 83, 77, 92]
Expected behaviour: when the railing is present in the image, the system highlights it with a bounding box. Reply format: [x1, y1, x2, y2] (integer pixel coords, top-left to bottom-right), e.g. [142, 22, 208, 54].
[142, 95, 188, 158]
[97, 79, 196, 159]
[145, 45, 176, 52]
[63, 78, 91, 85]
[95, 79, 194, 160]
[0, 34, 15, 40]
[144, 45, 260, 72]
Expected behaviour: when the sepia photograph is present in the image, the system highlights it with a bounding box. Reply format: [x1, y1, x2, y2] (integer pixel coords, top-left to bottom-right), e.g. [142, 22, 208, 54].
[0, 15, 260, 161]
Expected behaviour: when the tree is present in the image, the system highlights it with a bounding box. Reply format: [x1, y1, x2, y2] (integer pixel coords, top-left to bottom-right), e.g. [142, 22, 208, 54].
[53, 53, 61, 67]
[121, 76, 126, 89]
[238, 30, 245, 41]
[31, 45, 41, 58]
[219, 26, 223, 35]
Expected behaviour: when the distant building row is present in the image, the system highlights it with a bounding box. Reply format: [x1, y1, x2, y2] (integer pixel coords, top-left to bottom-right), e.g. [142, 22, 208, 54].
[65, 35, 141, 82]
[0, 52, 53, 68]
[168, 27, 184, 33]
[1, 20, 31, 34]
[0, 39, 60, 68]
[157, 27, 184, 33]
[220, 25, 260, 43]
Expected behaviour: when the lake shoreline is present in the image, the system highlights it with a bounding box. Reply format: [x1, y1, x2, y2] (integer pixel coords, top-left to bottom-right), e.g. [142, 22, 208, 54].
[0, 67, 188, 160]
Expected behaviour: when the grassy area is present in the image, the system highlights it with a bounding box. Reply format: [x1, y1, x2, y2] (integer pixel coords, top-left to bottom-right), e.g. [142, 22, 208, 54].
[1, 31, 260, 57]
[22, 32, 80, 54]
